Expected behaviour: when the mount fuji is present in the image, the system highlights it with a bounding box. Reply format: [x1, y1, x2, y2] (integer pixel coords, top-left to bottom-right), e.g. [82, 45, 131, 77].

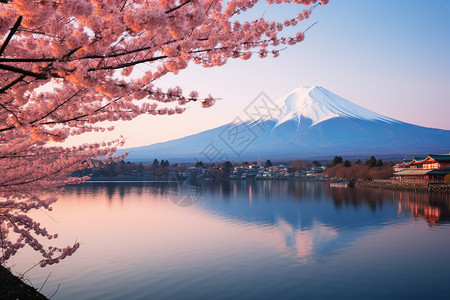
[120, 86, 450, 162]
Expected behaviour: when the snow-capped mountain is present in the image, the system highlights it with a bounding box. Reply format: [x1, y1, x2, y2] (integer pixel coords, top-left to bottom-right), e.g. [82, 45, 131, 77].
[120, 86, 450, 162]
[270, 86, 397, 127]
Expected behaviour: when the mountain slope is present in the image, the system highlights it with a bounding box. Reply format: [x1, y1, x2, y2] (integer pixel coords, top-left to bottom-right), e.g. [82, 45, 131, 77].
[269, 86, 398, 127]
[120, 86, 450, 162]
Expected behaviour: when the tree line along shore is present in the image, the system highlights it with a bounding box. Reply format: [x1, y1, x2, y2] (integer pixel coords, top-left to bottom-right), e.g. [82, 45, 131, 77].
[72, 156, 396, 182]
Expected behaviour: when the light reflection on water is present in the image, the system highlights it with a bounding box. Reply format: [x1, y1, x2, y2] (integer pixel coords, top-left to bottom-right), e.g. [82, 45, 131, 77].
[8, 181, 450, 300]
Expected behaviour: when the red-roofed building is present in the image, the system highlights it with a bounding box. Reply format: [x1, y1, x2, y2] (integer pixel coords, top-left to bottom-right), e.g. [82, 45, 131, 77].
[393, 154, 450, 184]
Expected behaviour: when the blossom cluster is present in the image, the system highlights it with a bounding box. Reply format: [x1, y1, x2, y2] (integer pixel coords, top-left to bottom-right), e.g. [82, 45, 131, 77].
[0, 0, 328, 265]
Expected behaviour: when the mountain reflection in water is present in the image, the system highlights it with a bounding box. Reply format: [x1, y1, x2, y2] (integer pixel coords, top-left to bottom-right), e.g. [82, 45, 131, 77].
[12, 180, 450, 300]
[64, 181, 450, 264]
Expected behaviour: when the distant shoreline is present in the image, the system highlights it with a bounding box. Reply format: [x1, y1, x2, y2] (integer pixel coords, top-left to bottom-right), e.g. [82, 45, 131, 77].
[81, 177, 450, 193]
[79, 177, 326, 184]
[356, 181, 450, 193]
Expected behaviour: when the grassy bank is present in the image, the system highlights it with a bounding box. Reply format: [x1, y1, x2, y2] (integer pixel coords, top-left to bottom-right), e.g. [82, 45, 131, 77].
[0, 265, 48, 300]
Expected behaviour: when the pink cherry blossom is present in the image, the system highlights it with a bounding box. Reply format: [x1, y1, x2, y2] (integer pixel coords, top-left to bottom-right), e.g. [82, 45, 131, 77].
[0, 0, 328, 266]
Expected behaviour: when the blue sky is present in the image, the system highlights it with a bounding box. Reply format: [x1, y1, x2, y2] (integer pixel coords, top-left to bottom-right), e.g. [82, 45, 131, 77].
[69, 0, 450, 148]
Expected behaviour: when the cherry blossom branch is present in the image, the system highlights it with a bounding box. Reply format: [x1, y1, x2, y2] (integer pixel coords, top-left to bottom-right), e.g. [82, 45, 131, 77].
[0, 0, 329, 267]
[29, 89, 85, 126]
[166, 0, 193, 14]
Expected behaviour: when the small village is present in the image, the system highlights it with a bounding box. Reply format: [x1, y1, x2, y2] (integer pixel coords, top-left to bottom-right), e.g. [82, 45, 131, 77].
[76, 153, 450, 187]
[74, 158, 328, 181]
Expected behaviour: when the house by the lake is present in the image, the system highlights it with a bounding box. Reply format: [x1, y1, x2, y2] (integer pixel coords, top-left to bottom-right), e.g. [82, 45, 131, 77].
[392, 154, 450, 184]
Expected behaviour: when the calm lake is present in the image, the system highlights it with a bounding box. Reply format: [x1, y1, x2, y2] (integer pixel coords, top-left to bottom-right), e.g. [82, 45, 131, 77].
[9, 181, 450, 299]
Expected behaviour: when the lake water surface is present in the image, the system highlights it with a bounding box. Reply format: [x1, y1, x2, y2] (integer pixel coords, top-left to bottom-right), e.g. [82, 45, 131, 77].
[9, 181, 450, 299]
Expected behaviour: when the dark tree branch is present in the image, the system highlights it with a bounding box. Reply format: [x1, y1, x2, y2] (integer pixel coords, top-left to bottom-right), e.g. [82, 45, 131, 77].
[166, 0, 192, 14]
[0, 58, 56, 63]
[87, 55, 168, 71]
[0, 16, 23, 56]
[0, 74, 26, 93]
[0, 63, 47, 78]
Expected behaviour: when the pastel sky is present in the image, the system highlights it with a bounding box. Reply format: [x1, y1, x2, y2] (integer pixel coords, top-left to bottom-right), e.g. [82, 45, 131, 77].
[67, 0, 450, 149]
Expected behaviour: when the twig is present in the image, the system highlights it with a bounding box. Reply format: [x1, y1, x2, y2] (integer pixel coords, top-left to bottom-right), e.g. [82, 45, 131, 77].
[303, 21, 318, 34]
[39, 272, 51, 292]
[49, 283, 61, 299]
[20, 261, 41, 277]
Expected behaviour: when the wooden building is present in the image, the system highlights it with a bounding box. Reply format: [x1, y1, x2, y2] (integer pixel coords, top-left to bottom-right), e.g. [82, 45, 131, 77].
[392, 154, 450, 184]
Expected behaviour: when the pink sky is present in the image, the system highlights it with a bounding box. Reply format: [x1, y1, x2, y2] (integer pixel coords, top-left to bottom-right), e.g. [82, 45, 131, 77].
[65, 1, 450, 149]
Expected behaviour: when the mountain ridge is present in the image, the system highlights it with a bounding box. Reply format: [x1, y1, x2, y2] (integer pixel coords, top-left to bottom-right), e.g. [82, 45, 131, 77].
[118, 86, 450, 162]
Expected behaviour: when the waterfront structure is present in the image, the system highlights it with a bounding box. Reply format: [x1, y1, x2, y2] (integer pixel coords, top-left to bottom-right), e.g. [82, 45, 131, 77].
[393, 154, 450, 184]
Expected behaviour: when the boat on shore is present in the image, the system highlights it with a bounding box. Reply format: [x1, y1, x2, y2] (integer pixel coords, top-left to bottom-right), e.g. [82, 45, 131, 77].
[330, 179, 353, 188]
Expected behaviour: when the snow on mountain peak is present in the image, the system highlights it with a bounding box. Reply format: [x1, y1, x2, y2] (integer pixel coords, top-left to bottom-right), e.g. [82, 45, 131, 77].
[268, 86, 397, 128]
